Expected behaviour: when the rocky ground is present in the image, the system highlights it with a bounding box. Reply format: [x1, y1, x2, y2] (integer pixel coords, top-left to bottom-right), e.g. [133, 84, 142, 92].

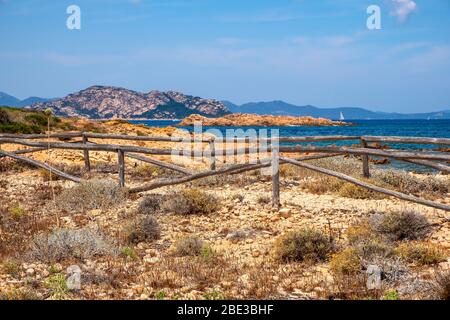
[0, 122, 449, 300]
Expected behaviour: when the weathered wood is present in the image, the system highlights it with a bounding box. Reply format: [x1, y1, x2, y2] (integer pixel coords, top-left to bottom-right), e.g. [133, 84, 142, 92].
[362, 136, 450, 145]
[129, 162, 268, 193]
[401, 159, 450, 173]
[360, 138, 370, 178]
[82, 133, 91, 172]
[85, 132, 211, 143]
[118, 149, 125, 187]
[209, 139, 216, 171]
[224, 153, 342, 176]
[215, 135, 360, 143]
[278, 145, 450, 161]
[128, 153, 340, 194]
[280, 156, 450, 212]
[0, 149, 81, 183]
[0, 138, 174, 155]
[271, 148, 280, 208]
[126, 152, 194, 175]
[0, 132, 83, 140]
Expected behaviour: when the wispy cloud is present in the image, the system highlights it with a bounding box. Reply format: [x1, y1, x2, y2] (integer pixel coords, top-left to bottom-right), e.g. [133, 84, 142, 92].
[389, 0, 417, 22]
[292, 34, 358, 47]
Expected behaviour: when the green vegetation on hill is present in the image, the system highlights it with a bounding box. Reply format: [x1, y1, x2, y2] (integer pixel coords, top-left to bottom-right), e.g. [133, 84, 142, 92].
[0, 106, 62, 134]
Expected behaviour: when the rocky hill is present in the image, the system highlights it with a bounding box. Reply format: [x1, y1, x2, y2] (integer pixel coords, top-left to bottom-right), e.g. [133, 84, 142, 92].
[29, 86, 230, 119]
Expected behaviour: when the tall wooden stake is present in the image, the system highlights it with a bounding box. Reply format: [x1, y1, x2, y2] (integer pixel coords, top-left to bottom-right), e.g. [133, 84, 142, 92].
[82, 133, 91, 172]
[360, 138, 370, 178]
[118, 149, 125, 187]
[271, 148, 280, 209]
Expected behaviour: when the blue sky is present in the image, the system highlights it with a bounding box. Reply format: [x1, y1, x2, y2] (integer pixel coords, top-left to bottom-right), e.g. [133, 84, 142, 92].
[1, 0, 449, 113]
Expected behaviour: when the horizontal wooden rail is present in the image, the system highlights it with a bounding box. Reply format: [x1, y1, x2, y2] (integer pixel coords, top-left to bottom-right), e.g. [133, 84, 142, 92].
[280, 157, 450, 212]
[129, 161, 267, 193]
[0, 150, 81, 183]
[278, 145, 450, 161]
[0, 132, 83, 140]
[126, 153, 194, 175]
[84, 132, 212, 143]
[362, 136, 450, 145]
[403, 159, 450, 173]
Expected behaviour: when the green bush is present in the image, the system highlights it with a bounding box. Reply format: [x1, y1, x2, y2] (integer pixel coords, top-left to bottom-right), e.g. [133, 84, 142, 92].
[0, 109, 10, 124]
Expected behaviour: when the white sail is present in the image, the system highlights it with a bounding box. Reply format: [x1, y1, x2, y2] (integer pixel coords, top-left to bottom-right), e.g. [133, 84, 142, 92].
[339, 111, 345, 121]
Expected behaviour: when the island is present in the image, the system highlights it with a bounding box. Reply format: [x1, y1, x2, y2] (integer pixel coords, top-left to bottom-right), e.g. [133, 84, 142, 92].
[177, 113, 348, 126]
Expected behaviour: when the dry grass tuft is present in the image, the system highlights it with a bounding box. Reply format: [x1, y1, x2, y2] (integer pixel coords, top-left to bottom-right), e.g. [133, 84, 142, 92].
[395, 242, 446, 265]
[330, 248, 362, 276]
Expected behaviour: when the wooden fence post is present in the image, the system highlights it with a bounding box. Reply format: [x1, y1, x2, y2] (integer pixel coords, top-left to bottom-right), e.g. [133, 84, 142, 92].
[209, 138, 216, 171]
[82, 133, 91, 172]
[360, 138, 370, 178]
[271, 148, 280, 209]
[118, 149, 125, 187]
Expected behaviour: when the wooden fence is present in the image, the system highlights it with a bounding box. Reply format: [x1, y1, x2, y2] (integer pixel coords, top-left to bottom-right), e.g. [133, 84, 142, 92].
[0, 132, 449, 212]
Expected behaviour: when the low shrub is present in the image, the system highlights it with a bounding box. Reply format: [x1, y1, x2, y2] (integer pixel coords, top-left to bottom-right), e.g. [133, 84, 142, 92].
[161, 189, 220, 215]
[45, 273, 68, 300]
[369, 210, 431, 241]
[0, 289, 41, 300]
[432, 271, 450, 300]
[346, 223, 373, 245]
[373, 169, 448, 198]
[56, 179, 127, 213]
[137, 194, 166, 215]
[2, 260, 20, 277]
[124, 216, 161, 244]
[256, 195, 271, 205]
[0, 109, 10, 124]
[28, 228, 118, 263]
[396, 242, 446, 265]
[330, 248, 362, 276]
[302, 176, 344, 195]
[338, 183, 386, 200]
[174, 236, 205, 256]
[273, 228, 333, 263]
[39, 164, 84, 182]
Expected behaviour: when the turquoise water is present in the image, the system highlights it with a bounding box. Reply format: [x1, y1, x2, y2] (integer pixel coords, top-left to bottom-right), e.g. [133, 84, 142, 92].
[129, 119, 450, 172]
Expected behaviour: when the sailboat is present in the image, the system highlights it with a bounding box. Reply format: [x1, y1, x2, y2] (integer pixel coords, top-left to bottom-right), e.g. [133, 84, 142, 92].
[339, 111, 345, 121]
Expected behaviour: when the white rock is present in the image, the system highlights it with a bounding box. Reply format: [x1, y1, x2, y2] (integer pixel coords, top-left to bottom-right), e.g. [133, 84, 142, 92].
[366, 265, 382, 290]
[66, 265, 82, 291]
[26, 268, 35, 277]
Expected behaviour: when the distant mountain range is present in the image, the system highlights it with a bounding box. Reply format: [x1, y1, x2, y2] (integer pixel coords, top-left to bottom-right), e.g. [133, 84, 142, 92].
[223, 100, 450, 120]
[1, 88, 449, 120]
[0, 92, 51, 108]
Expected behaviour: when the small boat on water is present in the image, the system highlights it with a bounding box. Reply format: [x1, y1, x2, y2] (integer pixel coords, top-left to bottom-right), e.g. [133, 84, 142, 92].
[339, 112, 345, 121]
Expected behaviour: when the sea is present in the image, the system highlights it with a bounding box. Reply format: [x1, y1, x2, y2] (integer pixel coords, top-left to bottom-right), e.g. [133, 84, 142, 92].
[129, 119, 450, 172]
